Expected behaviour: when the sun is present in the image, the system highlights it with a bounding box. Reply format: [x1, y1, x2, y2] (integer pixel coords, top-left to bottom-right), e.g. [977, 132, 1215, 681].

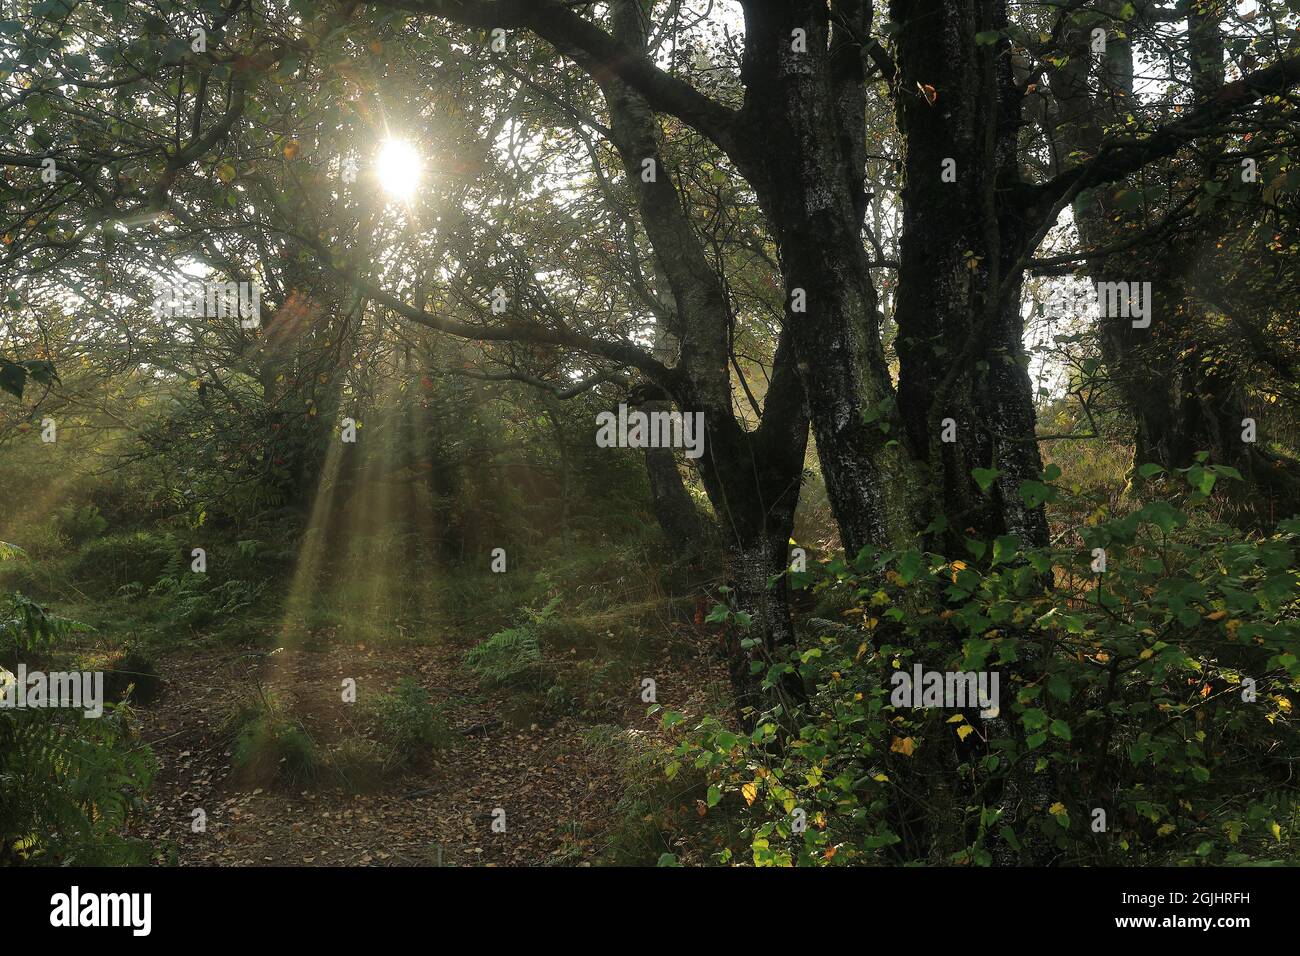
[375, 138, 422, 201]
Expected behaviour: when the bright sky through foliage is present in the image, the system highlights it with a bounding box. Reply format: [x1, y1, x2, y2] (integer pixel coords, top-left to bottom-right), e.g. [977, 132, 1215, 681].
[376, 139, 422, 201]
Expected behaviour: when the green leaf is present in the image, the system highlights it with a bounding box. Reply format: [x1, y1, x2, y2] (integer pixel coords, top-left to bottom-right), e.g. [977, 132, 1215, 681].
[1185, 464, 1216, 495]
[160, 38, 189, 66]
[0, 358, 27, 398]
[1047, 673, 1072, 702]
[1022, 708, 1048, 732]
[975, 30, 1004, 45]
[26, 97, 52, 123]
[992, 534, 1019, 565]
[1140, 500, 1185, 533]
[1018, 479, 1054, 509]
[704, 604, 730, 624]
[896, 549, 924, 584]
[972, 467, 1000, 493]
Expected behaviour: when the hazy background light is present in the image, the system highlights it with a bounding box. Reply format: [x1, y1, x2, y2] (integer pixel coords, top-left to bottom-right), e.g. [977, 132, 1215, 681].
[376, 139, 422, 201]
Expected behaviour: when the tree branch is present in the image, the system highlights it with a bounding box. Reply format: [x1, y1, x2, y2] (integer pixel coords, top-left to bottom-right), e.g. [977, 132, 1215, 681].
[364, 0, 744, 160]
[1035, 52, 1300, 209]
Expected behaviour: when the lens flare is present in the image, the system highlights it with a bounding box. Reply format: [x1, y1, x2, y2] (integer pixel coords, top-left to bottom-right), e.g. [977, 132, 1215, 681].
[375, 139, 422, 201]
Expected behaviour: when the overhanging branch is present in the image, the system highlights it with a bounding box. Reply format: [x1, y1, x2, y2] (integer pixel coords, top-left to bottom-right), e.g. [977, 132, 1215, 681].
[364, 0, 744, 160]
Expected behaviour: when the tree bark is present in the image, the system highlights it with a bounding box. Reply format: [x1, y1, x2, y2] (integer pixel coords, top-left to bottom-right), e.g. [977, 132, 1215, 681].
[1051, 3, 1300, 526]
[640, 399, 706, 562]
[603, 0, 812, 713]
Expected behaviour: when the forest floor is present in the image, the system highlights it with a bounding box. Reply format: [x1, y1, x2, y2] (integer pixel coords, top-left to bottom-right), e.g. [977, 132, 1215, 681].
[123, 626, 727, 866]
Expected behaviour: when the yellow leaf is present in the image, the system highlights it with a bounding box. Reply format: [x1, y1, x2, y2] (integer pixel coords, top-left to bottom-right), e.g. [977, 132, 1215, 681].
[946, 714, 965, 724]
[1157, 823, 1176, 836]
[890, 736, 915, 756]
[741, 783, 757, 806]
[957, 724, 974, 741]
[872, 773, 889, 782]
[1139, 648, 1153, 660]
[1049, 802, 1067, 818]
[1206, 610, 1228, 621]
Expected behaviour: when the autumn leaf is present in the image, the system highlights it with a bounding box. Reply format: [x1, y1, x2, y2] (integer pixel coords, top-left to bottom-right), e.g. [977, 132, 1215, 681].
[741, 782, 758, 806]
[890, 736, 916, 756]
[283, 139, 301, 161]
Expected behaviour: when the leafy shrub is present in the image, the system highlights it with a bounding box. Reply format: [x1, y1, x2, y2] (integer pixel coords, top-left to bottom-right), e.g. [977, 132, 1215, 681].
[0, 702, 155, 864]
[49, 503, 108, 545]
[65, 531, 179, 595]
[0, 590, 154, 864]
[145, 575, 263, 631]
[579, 724, 711, 866]
[463, 597, 560, 688]
[1, 591, 91, 655]
[545, 658, 632, 720]
[364, 678, 454, 771]
[669, 469, 1300, 866]
[226, 693, 321, 788]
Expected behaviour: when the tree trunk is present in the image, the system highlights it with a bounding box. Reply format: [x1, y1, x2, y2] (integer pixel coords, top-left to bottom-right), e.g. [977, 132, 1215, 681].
[1051, 4, 1300, 526]
[730, 0, 1050, 555]
[603, 0, 812, 714]
[723, 524, 802, 721]
[637, 398, 707, 562]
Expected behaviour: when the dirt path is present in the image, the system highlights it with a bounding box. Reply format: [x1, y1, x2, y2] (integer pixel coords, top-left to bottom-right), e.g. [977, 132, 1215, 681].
[124, 633, 722, 866]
